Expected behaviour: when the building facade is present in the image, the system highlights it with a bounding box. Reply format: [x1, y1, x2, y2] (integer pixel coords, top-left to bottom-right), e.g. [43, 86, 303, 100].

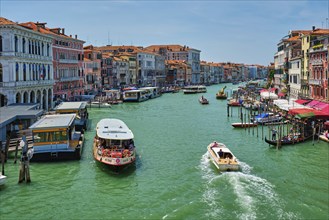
[0, 17, 54, 110]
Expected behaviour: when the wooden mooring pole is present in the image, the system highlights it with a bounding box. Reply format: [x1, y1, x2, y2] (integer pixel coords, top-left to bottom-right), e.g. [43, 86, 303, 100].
[1, 141, 5, 175]
[18, 135, 31, 183]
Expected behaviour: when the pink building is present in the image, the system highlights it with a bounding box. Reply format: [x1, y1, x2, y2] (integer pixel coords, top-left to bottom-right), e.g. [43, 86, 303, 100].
[51, 29, 85, 101]
[309, 30, 329, 102]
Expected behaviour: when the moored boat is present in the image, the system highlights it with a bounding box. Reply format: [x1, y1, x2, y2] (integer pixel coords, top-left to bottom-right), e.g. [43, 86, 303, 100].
[318, 132, 329, 143]
[93, 118, 136, 167]
[216, 86, 227, 99]
[207, 141, 240, 171]
[264, 134, 313, 146]
[252, 112, 283, 125]
[231, 122, 257, 128]
[28, 114, 84, 162]
[0, 174, 7, 186]
[88, 101, 112, 108]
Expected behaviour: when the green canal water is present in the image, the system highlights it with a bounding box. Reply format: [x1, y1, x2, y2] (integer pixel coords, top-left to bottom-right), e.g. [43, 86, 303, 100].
[1, 84, 328, 220]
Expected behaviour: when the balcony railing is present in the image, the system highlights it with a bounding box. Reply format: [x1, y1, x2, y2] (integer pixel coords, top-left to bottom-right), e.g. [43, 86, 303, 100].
[310, 59, 323, 66]
[309, 79, 322, 86]
[58, 76, 82, 82]
[59, 59, 79, 64]
[0, 79, 54, 87]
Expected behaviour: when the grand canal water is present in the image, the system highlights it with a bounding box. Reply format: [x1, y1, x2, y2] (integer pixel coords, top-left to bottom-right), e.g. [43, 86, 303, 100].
[1, 84, 328, 220]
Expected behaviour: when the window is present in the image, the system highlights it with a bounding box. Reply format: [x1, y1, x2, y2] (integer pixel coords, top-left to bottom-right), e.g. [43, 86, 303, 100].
[0, 35, 2, 52]
[14, 36, 18, 52]
[16, 63, 19, 81]
[0, 63, 2, 82]
[22, 38, 25, 53]
[23, 64, 26, 81]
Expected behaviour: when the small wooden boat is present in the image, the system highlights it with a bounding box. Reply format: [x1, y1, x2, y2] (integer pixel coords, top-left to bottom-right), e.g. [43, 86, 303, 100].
[264, 134, 313, 146]
[318, 133, 329, 143]
[88, 101, 112, 108]
[216, 86, 227, 99]
[207, 141, 240, 171]
[231, 122, 257, 128]
[199, 96, 209, 104]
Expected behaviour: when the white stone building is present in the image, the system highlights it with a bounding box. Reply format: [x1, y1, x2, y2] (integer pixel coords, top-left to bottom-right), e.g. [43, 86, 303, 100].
[0, 17, 54, 110]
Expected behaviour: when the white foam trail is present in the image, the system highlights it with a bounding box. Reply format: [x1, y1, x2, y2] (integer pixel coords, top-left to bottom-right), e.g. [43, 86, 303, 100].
[199, 152, 298, 220]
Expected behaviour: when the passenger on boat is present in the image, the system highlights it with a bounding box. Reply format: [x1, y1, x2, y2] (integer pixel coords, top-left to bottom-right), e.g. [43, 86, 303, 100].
[218, 149, 223, 158]
[272, 129, 277, 140]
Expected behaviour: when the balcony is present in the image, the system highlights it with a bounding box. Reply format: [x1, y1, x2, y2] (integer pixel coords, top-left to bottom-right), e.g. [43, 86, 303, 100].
[301, 79, 308, 86]
[310, 59, 323, 66]
[0, 79, 54, 88]
[58, 76, 82, 82]
[309, 79, 322, 86]
[59, 59, 79, 64]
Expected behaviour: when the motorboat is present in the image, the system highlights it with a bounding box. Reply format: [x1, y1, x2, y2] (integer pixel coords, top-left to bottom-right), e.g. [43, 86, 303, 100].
[207, 141, 240, 171]
[318, 132, 329, 143]
[88, 101, 112, 108]
[252, 112, 282, 125]
[0, 174, 7, 186]
[216, 86, 227, 99]
[231, 122, 257, 128]
[93, 118, 136, 167]
[199, 96, 209, 104]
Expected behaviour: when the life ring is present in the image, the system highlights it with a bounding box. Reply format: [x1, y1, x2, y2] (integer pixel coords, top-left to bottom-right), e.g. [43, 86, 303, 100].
[116, 158, 120, 164]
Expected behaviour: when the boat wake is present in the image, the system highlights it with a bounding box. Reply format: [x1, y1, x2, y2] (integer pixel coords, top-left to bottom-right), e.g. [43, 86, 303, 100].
[199, 153, 298, 220]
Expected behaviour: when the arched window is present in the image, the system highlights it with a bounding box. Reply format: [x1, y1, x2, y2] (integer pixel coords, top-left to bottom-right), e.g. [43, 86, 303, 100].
[42, 43, 44, 56]
[38, 42, 41, 55]
[29, 40, 31, 54]
[0, 35, 2, 52]
[31, 41, 34, 54]
[16, 63, 19, 81]
[14, 36, 18, 52]
[47, 65, 50, 79]
[0, 63, 3, 82]
[22, 38, 26, 53]
[47, 44, 50, 56]
[23, 64, 26, 81]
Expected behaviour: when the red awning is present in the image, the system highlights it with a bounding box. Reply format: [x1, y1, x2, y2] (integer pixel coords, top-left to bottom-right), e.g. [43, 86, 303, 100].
[313, 102, 329, 111]
[260, 89, 268, 93]
[306, 100, 320, 107]
[295, 99, 311, 105]
[269, 88, 276, 92]
[278, 92, 286, 97]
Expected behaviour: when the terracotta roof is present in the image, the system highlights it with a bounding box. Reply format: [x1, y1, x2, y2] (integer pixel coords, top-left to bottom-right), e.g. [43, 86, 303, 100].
[146, 44, 197, 52]
[312, 28, 329, 35]
[0, 17, 16, 25]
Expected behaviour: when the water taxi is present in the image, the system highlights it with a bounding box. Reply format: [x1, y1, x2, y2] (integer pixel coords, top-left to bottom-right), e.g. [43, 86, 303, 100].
[123, 89, 149, 102]
[252, 112, 283, 125]
[28, 114, 84, 162]
[183, 85, 207, 94]
[93, 118, 136, 167]
[139, 87, 161, 99]
[207, 141, 240, 171]
[54, 101, 89, 132]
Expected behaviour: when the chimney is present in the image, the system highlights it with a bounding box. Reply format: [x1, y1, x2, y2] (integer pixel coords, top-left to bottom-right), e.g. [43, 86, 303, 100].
[312, 26, 315, 31]
[75, 34, 77, 39]
[62, 28, 65, 35]
[70, 34, 72, 38]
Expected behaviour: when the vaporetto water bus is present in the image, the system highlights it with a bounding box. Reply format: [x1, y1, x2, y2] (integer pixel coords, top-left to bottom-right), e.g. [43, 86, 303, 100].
[183, 85, 207, 94]
[93, 118, 136, 167]
[28, 114, 84, 162]
[123, 89, 149, 102]
[139, 87, 161, 99]
[54, 101, 89, 132]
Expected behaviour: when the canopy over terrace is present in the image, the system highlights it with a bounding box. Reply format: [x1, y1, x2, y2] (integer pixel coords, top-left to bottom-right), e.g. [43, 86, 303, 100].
[260, 92, 278, 100]
[288, 108, 329, 120]
[273, 99, 310, 111]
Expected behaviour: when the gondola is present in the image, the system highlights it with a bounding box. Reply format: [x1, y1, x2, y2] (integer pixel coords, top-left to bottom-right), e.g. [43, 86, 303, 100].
[264, 134, 313, 146]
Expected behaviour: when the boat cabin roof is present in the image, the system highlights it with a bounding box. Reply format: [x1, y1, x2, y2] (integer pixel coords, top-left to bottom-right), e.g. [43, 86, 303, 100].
[96, 118, 134, 140]
[54, 102, 87, 112]
[124, 89, 145, 93]
[29, 114, 76, 130]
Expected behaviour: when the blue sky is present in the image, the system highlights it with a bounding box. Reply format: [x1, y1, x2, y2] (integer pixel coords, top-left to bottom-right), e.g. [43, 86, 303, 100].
[1, 0, 328, 65]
